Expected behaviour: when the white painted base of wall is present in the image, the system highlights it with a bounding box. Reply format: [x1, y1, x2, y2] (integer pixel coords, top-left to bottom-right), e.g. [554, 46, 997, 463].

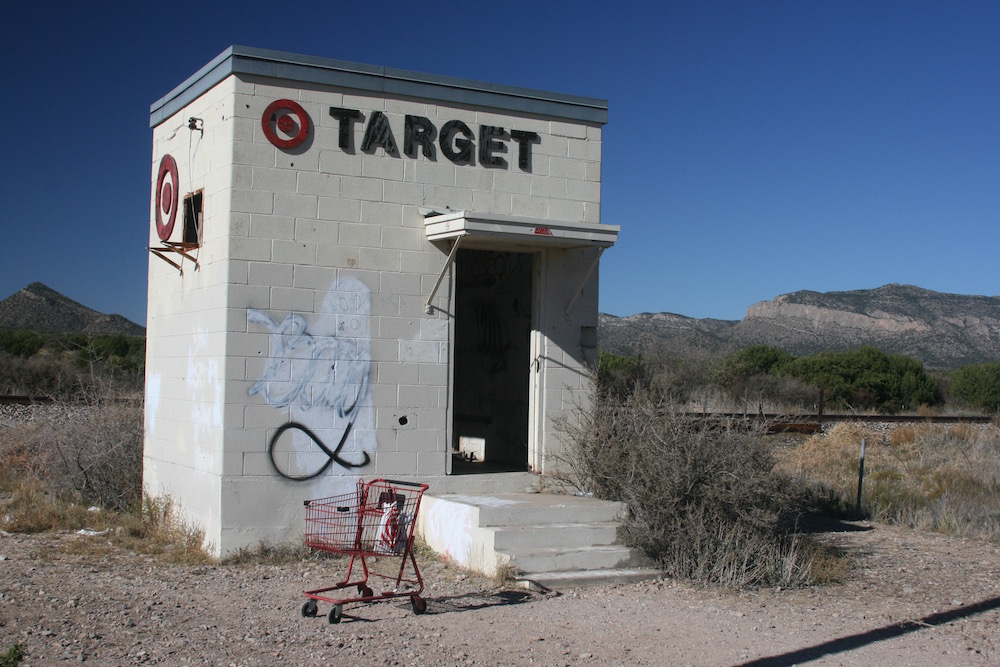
[415, 495, 511, 576]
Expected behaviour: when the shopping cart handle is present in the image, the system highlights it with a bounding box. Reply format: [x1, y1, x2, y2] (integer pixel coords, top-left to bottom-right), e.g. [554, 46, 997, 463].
[381, 478, 429, 489]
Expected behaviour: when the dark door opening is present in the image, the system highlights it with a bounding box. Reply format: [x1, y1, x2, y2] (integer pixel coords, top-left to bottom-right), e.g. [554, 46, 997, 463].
[453, 249, 533, 473]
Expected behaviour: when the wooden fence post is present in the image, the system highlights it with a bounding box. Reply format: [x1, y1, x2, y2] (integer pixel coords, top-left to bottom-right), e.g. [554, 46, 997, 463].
[856, 436, 867, 515]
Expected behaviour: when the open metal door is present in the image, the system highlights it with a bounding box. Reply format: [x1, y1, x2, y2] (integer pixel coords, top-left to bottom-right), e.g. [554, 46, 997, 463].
[527, 253, 546, 473]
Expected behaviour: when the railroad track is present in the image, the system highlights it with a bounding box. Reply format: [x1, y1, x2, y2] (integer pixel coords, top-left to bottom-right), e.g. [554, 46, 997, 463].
[0, 395, 54, 405]
[3, 395, 993, 430]
[700, 411, 995, 434]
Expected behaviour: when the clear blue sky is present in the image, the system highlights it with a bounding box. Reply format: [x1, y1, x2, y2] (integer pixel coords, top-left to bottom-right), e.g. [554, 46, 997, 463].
[2, 0, 997, 326]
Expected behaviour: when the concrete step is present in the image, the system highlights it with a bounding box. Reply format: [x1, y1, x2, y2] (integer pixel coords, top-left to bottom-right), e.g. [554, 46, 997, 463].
[505, 544, 639, 573]
[421, 472, 539, 494]
[517, 567, 663, 590]
[440, 492, 625, 526]
[415, 488, 657, 590]
[491, 522, 620, 551]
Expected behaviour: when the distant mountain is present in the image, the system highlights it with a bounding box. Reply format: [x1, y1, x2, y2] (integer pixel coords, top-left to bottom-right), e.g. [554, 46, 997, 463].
[0, 283, 145, 336]
[600, 284, 1000, 369]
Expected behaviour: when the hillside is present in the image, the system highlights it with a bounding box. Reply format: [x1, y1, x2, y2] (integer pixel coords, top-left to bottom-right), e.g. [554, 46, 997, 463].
[599, 311, 737, 361]
[600, 284, 1000, 369]
[0, 282, 144, 335]
[3, 281, 997, 368]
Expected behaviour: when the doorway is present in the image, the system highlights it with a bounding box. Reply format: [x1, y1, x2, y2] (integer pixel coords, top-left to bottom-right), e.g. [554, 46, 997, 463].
[453, 249, 534, 473]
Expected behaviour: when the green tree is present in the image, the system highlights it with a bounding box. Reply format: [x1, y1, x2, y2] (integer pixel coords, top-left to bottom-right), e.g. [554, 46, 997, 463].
[950, 362, 1000, 413]
[783, 347, 937, 412]
[598, 351, 647, 399]
[0, 329, 46, 357]
[715, 345, 793, 384]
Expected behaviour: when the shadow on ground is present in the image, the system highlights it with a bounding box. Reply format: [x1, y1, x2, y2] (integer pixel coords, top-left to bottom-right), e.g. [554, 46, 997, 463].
[734, 595, 1000, 667]
[796, 513, 875, 534]
[425, 589, 539, 615]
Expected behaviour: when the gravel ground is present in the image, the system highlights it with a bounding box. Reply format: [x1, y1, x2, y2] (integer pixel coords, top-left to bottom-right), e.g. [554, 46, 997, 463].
[2, 521, 999, 666]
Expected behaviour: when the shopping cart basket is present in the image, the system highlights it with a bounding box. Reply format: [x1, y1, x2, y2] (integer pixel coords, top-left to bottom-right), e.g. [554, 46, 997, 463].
[300, 478, 429, 624]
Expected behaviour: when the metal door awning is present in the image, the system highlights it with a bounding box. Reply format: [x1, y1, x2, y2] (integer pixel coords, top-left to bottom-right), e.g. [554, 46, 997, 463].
[424, 211, 619, 250]
[422, 210, 619, 313]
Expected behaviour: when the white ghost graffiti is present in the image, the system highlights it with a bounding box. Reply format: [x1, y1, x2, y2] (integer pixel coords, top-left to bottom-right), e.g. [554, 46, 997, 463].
[249, 277, 375, 480]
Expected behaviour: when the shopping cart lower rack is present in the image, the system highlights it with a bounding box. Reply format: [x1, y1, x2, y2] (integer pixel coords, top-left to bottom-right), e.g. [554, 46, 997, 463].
[300, 478, 429, 624]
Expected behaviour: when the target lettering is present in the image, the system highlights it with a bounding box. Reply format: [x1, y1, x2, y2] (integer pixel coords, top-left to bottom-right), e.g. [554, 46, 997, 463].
[329, 107, 539, 171]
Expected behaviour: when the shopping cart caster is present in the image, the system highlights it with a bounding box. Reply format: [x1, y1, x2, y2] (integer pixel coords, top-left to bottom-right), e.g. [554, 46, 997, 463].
[357, 584, 374, 598]
[327, 604, 344, 624]
[411, 595, 427, 615]
[301, 600, 318, 618]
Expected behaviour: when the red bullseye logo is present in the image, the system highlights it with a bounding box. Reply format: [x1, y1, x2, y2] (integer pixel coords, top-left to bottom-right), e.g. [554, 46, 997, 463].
[262, 99, 310, 149]
[155, 154, 179, 241]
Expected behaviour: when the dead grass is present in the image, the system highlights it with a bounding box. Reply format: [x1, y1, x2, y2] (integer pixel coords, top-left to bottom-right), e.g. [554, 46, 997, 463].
[0, 477, 106, 533]
[112, 495, 214, 564]
[491, 560, 519, 587]
[0, 479, 214, 565]
[222, 540, 314, 566]
[0, 390, 213, 564]
[0, 396, 142, 513]
[779, 422, 1000, 541]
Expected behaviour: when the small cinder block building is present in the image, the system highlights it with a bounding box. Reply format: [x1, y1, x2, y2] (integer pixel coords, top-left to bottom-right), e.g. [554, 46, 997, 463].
[145, 46, 617, 556]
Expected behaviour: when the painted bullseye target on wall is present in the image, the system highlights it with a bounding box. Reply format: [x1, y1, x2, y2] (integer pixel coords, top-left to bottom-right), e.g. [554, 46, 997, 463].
[262, 99, 310, 149]
[155, 154, 179, 241]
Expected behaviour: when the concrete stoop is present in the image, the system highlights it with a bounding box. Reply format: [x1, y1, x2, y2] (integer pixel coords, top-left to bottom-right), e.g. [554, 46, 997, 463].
[415, 491, 661, 591]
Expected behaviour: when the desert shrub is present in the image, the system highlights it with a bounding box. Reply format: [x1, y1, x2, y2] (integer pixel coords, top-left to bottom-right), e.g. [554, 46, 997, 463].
[0, 643, 25, 667]
[780, 422, 1000, 541]
[950, 362, 1000, 414]
[645, 355, 713, 404]
[556, 389, 841, 588]
[719, 371, 821, 414]
[0, 387, 143, 513]
[0, 353, 81, 397]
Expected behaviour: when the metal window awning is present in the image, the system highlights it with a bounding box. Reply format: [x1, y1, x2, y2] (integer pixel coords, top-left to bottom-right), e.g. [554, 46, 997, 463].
[424, 211, 619, 251]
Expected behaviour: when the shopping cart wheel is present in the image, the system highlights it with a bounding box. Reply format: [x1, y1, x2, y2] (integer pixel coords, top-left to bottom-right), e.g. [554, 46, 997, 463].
[411, 595, 427, 615]
[327, 604, 343, 624]
[300, 600, 318, 618]
[360, 585, 374, 598]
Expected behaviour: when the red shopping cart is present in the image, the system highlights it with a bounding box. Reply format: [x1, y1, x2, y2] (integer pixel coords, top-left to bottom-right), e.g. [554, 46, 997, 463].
[300, 478, 429, 624]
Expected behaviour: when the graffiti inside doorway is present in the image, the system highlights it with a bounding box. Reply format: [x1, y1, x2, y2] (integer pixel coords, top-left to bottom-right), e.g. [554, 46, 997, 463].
[453, 249, 533, 470]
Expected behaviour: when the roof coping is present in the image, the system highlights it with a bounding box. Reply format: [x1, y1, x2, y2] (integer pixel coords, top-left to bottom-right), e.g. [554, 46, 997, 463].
[150, 45, 608, 128]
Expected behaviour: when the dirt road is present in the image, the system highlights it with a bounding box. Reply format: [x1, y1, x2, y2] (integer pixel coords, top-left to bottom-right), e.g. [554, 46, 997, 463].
[2, 522, 998, 666]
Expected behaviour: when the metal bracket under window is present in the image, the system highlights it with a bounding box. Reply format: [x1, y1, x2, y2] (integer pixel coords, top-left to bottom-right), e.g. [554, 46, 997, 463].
[424, 236, 463, 314]
[148, 242, 200, 274]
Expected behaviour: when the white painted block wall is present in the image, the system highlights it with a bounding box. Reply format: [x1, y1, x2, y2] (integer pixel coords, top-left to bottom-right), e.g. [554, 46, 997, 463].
[146, 65, 605, 556]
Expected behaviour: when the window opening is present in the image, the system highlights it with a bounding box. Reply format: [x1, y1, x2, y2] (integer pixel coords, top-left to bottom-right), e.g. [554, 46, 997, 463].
[148, 190, 202, 275]
[183, 191, 203, 245]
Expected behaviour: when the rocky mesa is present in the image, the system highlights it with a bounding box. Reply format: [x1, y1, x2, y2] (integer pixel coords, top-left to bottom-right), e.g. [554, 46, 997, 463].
[600, 284, 1000, 368]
